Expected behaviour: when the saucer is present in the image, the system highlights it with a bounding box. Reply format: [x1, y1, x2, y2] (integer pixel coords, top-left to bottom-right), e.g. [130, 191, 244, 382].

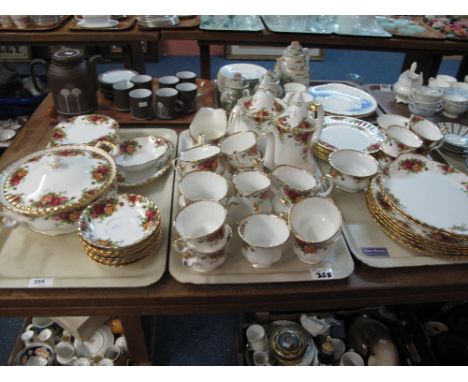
[74, 325, 114, 358]
[116, 136, 171, 172]
[77, 19, 119, 28]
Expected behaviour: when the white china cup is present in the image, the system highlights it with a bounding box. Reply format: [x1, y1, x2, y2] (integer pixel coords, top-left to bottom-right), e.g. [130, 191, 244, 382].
[56, 341, 76, 365]
[189, 107, 227, 146]
[219, 131, 261, 169]
[376, 114, 409, 130]
[442, 93, 468, 119]
[272, 165, 333, 208]
[20, 330, 35, 346]
[179, 170, 228, 207]
[288, 197, 343, 264]
[174, 145, 221, 176]
[339, 351, 365, 366]
[38, 328, 54, 346]
[174, 200, 228, 253]
[436, 74, 457, 84]
[373, 141, 399, 170]
[386, 125, 423, 155]
[238, 213, 289, 268]
[246, 324, 269, 353]
[428, 78, 451, 92]
[283, 82, 307, 93]
[409, 118, 443, 152]
[229, 171, 272, 222]
[328, 150, 379, 193]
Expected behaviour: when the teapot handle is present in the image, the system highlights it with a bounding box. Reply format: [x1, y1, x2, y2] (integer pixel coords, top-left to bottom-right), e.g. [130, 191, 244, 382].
[318, 175, 334, 197]
[30, 58, 49, 93]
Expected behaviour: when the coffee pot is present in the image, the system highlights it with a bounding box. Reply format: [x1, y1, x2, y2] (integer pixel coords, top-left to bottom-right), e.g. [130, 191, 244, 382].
[275, 41, 310, 86]
[31, 48, 101, 116]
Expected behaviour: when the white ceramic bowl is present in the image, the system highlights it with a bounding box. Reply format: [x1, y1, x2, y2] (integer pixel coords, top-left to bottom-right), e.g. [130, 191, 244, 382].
[0, 128, 16, 141]
[116, 136, 170, 172]
[387, 125, 423, 152]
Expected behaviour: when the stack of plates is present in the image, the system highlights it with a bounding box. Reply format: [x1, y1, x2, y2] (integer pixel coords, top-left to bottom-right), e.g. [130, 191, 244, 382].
[30, 15, 61, 27]
[438, 122, 468, 158]
[312, 116, 385, 160]
[367, 153, 468, 257]
[217, 63, 267, 93]
[78, 193, 162, 266]
[98, 69, 138, 100]
[136, 15, 179, 28]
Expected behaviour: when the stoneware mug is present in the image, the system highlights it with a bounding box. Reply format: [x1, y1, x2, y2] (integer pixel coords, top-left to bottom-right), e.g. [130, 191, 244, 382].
[129, 88, 153, 120]
[155, 87, 184, 119]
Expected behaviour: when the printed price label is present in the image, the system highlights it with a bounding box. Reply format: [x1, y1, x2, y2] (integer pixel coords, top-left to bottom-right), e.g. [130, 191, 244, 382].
[379, 84, 393, 92]
[310, 268, 334, 280]
[361, 247, 390, 257]
[28, 278, 54, 288]
[138, 101, 148, 107]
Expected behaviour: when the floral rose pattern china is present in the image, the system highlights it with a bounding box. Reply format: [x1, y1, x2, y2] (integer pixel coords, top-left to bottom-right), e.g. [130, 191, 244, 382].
[78, 193, 160, 248]
[116, 136, 171, 172]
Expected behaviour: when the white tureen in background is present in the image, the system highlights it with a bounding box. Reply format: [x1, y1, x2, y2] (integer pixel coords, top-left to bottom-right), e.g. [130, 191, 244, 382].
[274, 41, 311, 86]
[0, 145, 117, 235]
[393, 62, 423, 104]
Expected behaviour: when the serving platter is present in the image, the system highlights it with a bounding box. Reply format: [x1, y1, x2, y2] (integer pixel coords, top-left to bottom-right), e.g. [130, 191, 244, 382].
[168, 130, 355, 284]
[0, 127, 176, 288]
[308, 83, 378, 117]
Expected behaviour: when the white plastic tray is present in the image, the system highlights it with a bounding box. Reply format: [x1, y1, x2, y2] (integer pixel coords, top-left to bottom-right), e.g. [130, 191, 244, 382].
[0, 127, 177, 288]
[168, 130, 355, 284]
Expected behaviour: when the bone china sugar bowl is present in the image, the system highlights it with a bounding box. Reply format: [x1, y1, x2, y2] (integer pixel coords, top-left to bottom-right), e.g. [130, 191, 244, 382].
[0, 145, 117, 235]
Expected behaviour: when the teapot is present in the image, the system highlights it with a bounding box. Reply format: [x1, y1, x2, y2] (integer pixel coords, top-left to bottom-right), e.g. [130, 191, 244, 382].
[219, 72, 251, 113]
[393, 61, 423, 104]
[254, 71, 283, 98]
[31, 48, 101, 116]
[275, 41, 310, 86]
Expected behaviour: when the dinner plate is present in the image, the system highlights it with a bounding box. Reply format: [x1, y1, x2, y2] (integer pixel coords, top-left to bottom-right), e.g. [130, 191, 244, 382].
[379, 153, 468, 237]
[308, 83, 378, 117]
[74, 325, 114, 358]
[318, 116, 385, 153]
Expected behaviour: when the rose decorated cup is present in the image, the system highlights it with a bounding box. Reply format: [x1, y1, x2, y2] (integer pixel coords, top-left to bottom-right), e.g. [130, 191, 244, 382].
[386, 125, 423, 155]
[288, 197, 343, 264]
[238, 213, 289, 268]
[328, 149, 379, 193]
[173, 145, 221, 177]
[219, 131, 261, 169]
[188, 107, 227, 147]
[409, 118, 443, 153]
[173, 200, 229, 253]
[179, 170, 228, 207]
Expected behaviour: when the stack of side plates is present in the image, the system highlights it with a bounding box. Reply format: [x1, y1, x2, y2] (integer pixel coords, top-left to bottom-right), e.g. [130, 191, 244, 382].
[367, 153, 468, 257]
[136, 15, 179, 28]
[438, 122, 468, 158]
[312, 116, 385, 161]
[77, 193, 162, 266]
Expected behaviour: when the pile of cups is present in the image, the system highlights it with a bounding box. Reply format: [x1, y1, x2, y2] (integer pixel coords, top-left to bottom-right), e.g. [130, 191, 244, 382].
[408, 86, 444, 117]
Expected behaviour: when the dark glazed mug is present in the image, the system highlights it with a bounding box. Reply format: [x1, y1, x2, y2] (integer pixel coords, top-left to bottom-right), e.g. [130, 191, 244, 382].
[176, 82, 198, 114]
[130, 74, 153, 91]
[176, 71, 197, 84]
[113, 81, 135, 111]
[155, 88, 183, 119]
[129, 88, 153, 120]
[158, 75, 180, 89]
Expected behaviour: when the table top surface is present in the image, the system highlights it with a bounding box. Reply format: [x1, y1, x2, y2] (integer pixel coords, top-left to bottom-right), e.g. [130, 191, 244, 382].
[1, 82, 468, 317]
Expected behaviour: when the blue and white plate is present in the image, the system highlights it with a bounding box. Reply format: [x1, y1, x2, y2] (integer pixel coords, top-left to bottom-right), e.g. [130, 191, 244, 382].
[308, 83, 378, 117]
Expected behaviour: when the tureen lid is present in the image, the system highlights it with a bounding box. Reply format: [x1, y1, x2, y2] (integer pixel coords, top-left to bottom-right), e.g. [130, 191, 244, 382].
[3, 145, 116, 217]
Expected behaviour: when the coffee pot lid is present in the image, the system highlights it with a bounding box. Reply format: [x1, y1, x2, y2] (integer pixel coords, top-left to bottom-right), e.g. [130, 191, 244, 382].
[52, 49, 84, 64]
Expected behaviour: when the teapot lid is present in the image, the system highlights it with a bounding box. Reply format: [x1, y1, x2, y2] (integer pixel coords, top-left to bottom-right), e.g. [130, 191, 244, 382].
[52, 49, 84, 65]
[284, 41, 305, 56]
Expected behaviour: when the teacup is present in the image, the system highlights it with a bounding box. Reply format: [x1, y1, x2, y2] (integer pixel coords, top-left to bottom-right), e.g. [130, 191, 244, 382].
[373, 141, 399, 169]
[173, 200, 228, 253]
[20, 330, 35, 346]
[174, 145, 221, 176]
[219, 131, 261, 169]
[409, 118, 443, 152]
[56, 341, 75, 366]
[428, 77, 451, 92]
[442, 89, 468, 119]
[410, 86, 443, 103]
[436, 74, 457, 85]
[229, 171, 272, 222]
[328, 150, 379, 193]
[177, 226, 232, 272]
[272, 165, 333, 208]
[386, 125, 423, 155]
[238, 213, 290, 268]
[179, 170, 228, 207]
[283, 82, 307, 93]
[188, 107, 227, 146]
[288, 197, 342, 264]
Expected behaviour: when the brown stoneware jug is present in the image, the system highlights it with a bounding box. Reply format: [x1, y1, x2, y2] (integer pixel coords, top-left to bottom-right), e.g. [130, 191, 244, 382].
[31, 48, 101, 116]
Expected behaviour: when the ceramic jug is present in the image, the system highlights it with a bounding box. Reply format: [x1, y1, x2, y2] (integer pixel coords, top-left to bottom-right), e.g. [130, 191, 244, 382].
[31, 48, 101, 116]
[219, 72, 251, 113]
[274, 41, 310, 86]
[273, 101, 324, 170]
[393, 61, 423, 104]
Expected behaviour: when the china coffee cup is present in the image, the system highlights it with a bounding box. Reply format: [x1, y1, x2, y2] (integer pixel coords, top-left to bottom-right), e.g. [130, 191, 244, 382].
[176, 82, 198, 114]
[409, 118, 443, 152]
[246, 324, 269, 353]
[442, 89, 468, 119]
[238, 213, 289, 268]
[129, 88, 153, 120]
[113, 80, 135, 112]
[155, 87, 184, 119]
[174, 144, 221, 176]
[174, 200, 229, 253]
[219, 131, 261, 169]
[130, 74, 153, 91]
[328, 150, 379, 193]
[179, 170, 228, 207]
[158, 75, 180, 89]
[386, 125, 423, 155]
[189, 107, 227, 146]
[176, 70, 197, 84]
[289, 197, 342, 264]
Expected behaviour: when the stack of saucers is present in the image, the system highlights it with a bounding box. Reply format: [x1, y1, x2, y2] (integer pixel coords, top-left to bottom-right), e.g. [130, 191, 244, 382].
[77, 193, 162, 266]
[136, 15, 179, 28]
[438, 122, 468, 158]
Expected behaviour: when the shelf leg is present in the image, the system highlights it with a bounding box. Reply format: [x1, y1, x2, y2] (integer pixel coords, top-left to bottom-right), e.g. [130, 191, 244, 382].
[120, 316, 151, 365]
[199, 42, 211, 80]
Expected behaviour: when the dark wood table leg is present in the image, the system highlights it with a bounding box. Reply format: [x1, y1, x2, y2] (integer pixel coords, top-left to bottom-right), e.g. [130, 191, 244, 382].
[120, 316, 151, 365]
[123, 42, 146, 74]
[402, 53, 443, 83]
[199, 42, 211, 79]
[456, 53, 468, 81]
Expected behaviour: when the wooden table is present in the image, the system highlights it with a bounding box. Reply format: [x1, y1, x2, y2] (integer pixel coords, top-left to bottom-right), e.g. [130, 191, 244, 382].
[2, 88, 468, 364]
[0, 17, 158, 74]
[160, 28, 468, 81]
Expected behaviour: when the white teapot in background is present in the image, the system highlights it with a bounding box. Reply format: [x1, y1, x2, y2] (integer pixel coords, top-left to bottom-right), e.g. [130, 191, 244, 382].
[393, 61, 423, 104]
[254, 71, 284, 98]
[275, 41, 311, 86]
